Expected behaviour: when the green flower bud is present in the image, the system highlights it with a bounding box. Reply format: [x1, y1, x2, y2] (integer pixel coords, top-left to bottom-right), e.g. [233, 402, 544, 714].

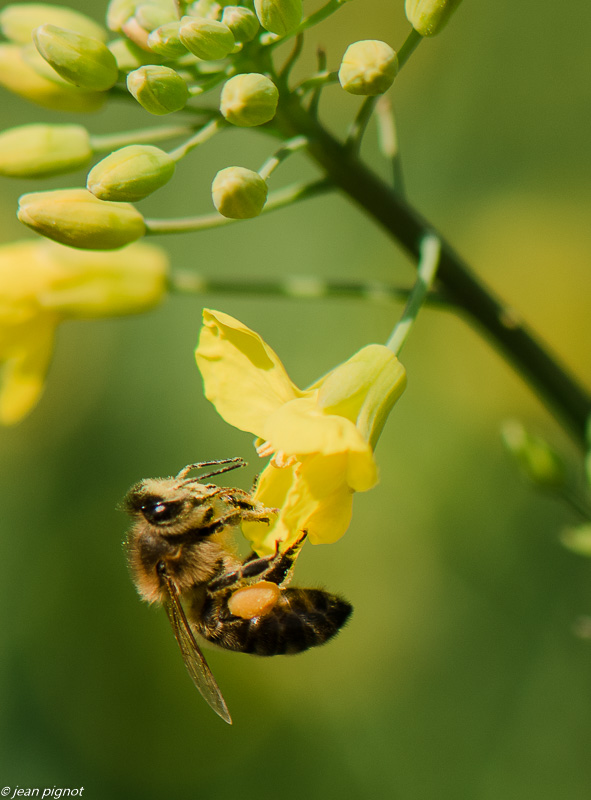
[87, 145, 175, 201]
[405, 0, 463, 36]
[179, 16, 235, 60]
[212, 166, 268, 219]
[127, 65, 189, 115]
[109, 37, 158, 71]
[316, 344, 407, 448]
[147, 22, 188, 58]
[0, 3, 107, 44]
[560, 524, 591, 558]
[254, 0, 302, 36]
[135, 3, 177, 32]
[38, 240, 169, 317]
[221, 6, 259, 43]
[338, 40, 398, 96]
[187, 1, 222, 20]
[0, 123, 91, 178]
[220, 73, 278, 127]
[107, 0, 138, 33]
[500, 420, 565, 489]
[0, 43, 106, 112]
[17, 189, 146, 250]
[33, 24, 119, 91]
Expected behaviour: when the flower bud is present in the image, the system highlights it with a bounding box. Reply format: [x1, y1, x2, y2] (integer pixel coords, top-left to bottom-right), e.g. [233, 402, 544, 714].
[87, 145, 175, 201]
[316, 344, 407, 448]
[560, 525, 591, 558]
[405, 0, 463, 36]
[107, 0, 137, 32]
[33, 24, 119, 91]
[0, 123, 91, 178]
[147, 22, 188, 58]
[338, 40, 398, 96]
[221, 6, 259, 43]
[17, 189, 146, 250]
[187, 1, 222, 20]
[501, 420, 565, 489]
[212, 166, 268, 219]
[179, 16, 235, 60]
[37, 240, 169, 317]
[135, 3, 177, 32]
[0, 3, 107, 44]
[0, 44, 106, 112]
[127, 65, 189, 115]
[220, 73, 278, 127]
[109, 37, 157, 71]
[254, 0, 302, 36]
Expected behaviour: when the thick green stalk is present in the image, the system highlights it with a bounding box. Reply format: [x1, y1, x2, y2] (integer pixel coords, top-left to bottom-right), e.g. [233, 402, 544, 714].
[275, 93, 591, 446]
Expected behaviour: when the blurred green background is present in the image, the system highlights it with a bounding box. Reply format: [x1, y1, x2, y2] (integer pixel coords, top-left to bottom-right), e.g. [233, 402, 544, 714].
[2, 1, 591, 798]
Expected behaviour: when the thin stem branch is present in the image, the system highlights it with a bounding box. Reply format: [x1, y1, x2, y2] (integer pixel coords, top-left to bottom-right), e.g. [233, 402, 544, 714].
[386, 233, 441, 355]
[89, 124, 196, 152]
[167, 118, 225, 162]
[144, 177, 333, 234]
[396, 29, 423, 71]
[275, 93, 591, 446]
[346, 96, 378, 154]
[169, 271, 450, 306]
[258, 135, 309, 181]
[375, 96, 405, 193]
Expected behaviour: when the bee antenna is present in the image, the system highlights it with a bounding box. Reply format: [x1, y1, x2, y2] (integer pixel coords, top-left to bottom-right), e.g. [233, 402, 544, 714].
[177, 457, 247, 482]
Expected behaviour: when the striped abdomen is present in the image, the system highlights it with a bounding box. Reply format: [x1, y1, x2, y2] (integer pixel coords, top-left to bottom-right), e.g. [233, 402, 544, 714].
[197, 587, 353, 656]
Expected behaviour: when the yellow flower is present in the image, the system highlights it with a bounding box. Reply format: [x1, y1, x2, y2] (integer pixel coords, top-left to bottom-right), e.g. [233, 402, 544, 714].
[0, 239, 169, 424]
[195, 309, 406, 553]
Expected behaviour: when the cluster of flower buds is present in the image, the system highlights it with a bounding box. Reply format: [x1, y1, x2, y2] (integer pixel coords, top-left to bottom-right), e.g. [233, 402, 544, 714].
[0, 0, 464, 250]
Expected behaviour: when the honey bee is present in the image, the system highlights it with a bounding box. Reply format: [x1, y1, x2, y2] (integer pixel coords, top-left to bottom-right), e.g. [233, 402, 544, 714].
[123, 457, 353, 724]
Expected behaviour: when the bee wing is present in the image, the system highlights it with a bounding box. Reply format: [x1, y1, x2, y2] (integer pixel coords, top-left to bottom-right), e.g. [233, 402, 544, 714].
[160, 570, 232, 725]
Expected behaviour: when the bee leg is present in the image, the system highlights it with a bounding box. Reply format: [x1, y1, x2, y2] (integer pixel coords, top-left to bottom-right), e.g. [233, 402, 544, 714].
[208, 533, 306, 592]
[220, 488, 279, 525]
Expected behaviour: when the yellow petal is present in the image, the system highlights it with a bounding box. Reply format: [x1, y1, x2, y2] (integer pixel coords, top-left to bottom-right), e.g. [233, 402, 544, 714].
[0, 316, 56, 424]
[195, 308, 305, 436]
[262, 398, 378, 491]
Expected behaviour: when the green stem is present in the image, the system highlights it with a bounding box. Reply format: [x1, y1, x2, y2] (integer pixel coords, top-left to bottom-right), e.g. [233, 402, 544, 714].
[258, 135, 309, 180]
[375, 96, 405, 193]
[167, 118, 225, 162]
[169, 271, 447, 306]
[386, 234, 440, 355]
[274, 93, 591, 446]
[89, 124, 196, 152]
[346, 96, 378, 154]
[396, 29, 423, 70]
[144, 177, 333, 234]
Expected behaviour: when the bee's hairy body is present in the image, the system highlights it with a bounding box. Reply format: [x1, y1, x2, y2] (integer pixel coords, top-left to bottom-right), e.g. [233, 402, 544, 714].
[189, 583, 352, 656]
[123, 459, 352, 721]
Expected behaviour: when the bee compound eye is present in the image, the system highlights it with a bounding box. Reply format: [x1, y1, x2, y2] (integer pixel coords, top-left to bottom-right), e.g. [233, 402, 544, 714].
[141, 498, 183, 525]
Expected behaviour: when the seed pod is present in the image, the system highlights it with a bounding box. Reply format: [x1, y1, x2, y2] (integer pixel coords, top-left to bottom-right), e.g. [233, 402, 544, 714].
[405, 0, 463, 36]
[33, 24, 119, 91]
[220, 73, 278, 127]
[338, 40, 398, 96]
[179, 16, 235, 60]
[127, 65, 189, 115]
[254, 0, 302, 36]
[0, 123, 91, 178]
[17, 189, 146, 250]
[87, 145, 175, 201]
[212, 166, 268, 218]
